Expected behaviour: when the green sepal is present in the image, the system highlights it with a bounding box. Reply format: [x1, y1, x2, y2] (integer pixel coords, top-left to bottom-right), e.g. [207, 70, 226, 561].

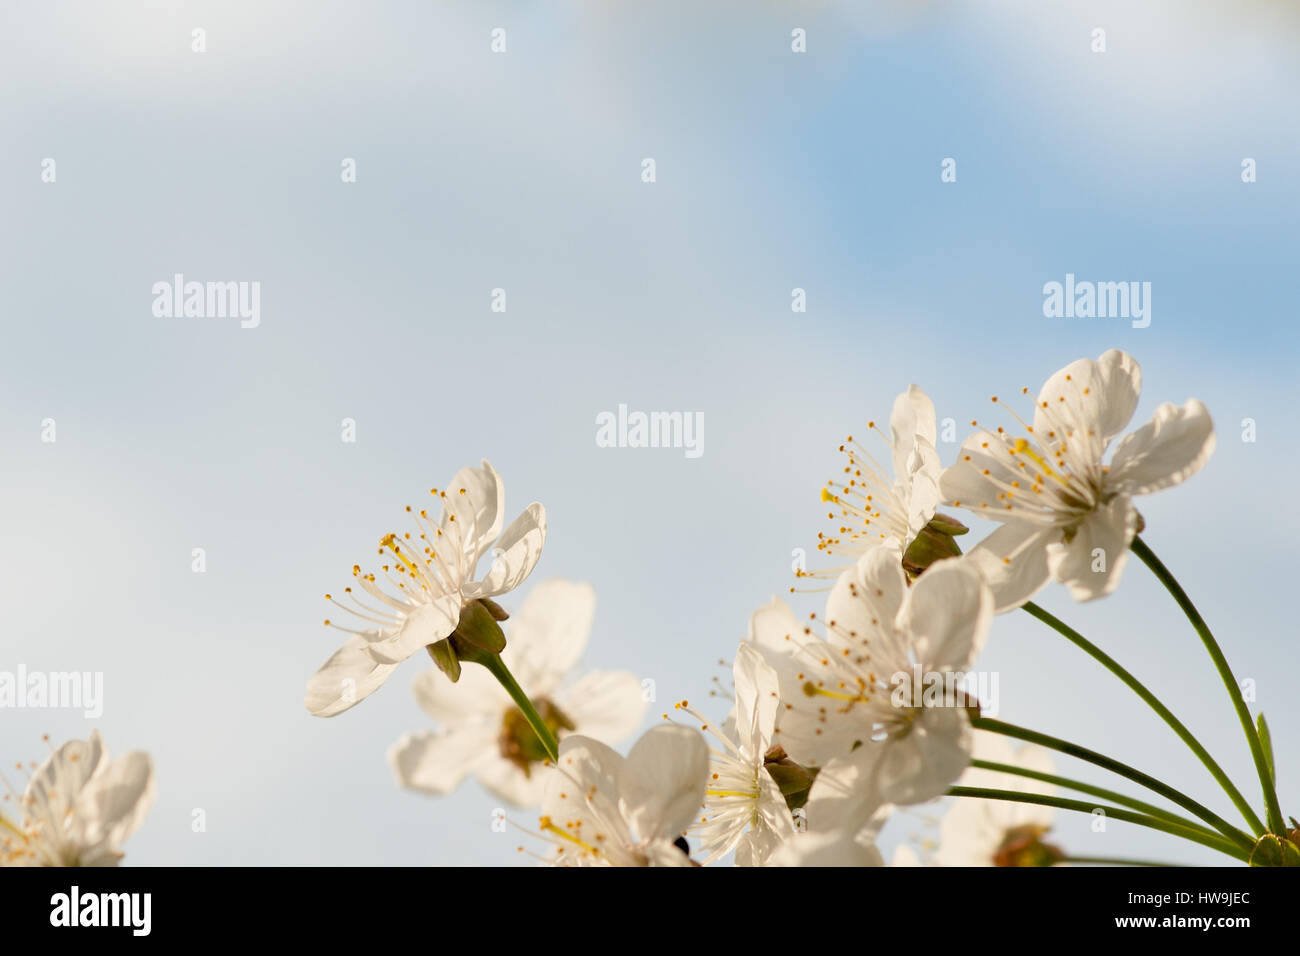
[764, 745, 820, 812]
[902, 513, 967, 577]
[450, 599, 507, 655]
[427, 638, 461, 683]
[1248, 833, 1300, 867]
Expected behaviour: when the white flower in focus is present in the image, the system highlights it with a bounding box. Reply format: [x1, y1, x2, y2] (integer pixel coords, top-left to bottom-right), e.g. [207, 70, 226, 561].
[754, 545, 993, 807]
[936, 736, 1060, 867]
[536, 724, 708, 867]
[387, 579, 645, 807]
[940, 350, 1214, 610]
[803, 386, 941, 580]
[684, 644, 796, 866]
[305, 459, 546, 716]
[1, 732, 154, 868]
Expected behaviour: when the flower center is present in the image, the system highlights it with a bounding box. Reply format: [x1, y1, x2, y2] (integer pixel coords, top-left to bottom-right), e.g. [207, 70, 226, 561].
[992, 824, 1065, 867]
[499, 698, 575, 776]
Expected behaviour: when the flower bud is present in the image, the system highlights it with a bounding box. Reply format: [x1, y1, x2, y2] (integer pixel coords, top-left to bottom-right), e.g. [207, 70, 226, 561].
[902, 513, 968, 578]
[763, 744, 819, 811]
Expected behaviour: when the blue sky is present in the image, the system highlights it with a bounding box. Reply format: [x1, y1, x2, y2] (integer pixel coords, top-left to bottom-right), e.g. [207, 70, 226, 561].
[1, 1, 1296, 865]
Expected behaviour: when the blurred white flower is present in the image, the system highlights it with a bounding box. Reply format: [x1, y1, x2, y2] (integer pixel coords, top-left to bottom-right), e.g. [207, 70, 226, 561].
[685, 644, 795, 866]
[767, 830, 885, 867]
[754, 545, 993, 807]
[940, 350, 1214, 610]
[1, 731, 154, 868]
[536, 724, 708, 867]
[802, 385, 941, 580]
[305, 459, 546, 716]
[936, 736, 1061, 867]
[387, 579, 644, 807]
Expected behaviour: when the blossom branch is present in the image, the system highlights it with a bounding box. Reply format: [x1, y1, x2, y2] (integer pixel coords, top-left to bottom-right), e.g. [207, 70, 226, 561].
[1130, 536, 1286, 836]
[1021, 600, 1265, 835]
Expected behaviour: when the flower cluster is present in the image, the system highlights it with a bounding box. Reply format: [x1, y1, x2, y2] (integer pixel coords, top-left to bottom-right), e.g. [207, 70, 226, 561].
[298, 349, 1294, 868]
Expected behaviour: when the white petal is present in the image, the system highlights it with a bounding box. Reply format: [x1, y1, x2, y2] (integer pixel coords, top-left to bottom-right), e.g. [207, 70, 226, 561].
[464, 503, 547, 599]
[749, 596, 806, 660]
[387, 727, 493, 797]
[305, 634, 401, 716]
[891, 844, 921, 866]
[411, 663, 504, 724]
[890, 385, 938, 477]
[732, 643, 780, 758]
[1045, 495, 1138, 602]
[618, 725, 709, 843]
[899, 556, 993, 671]
[1034, 349, 1141, 445]
[747, 597, 813, 704]
[966, 522, 1053, 614]
[499, 579, 595, 694]
[560, 670, 646, 746]
[804, 747, 888, 835]
[767, 831, 884, 867]
[78, 751, 155, 848]
[25, 732, 108, 812]
[442, 459, 506, 567]
[362, 593, 462, 665]
[475, 756, 551, 808]
[543, 734, 630, 860]
[877, 706, 972, 805]
[1109, 399, 1215, 496]
[825, 545, 908, 652]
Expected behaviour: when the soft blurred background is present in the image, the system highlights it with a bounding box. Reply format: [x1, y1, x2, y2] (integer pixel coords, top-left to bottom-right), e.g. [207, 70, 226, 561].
[1, 0, 1296, 866]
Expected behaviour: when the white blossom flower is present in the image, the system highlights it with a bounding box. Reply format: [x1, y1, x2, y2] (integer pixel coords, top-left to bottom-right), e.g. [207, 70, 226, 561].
[754, 544, 993, 807]
[766, 754, 890, 867]
[535, 724, 708, 867]
[1, 732, 154, 867]
[936, 736, 1060, 867]
[305, 459, 546, 716]
[683, 644, 796, 866]
[387, 579, 645, 807]
[801, 385, 941, 580]
[940, 350, 1215, 610]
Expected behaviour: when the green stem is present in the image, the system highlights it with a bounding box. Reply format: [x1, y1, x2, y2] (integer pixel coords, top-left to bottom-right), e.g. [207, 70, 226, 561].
[479, 654, 559, 763]
[1131, 535, 1285, 835]
[1059, 856, 1186, 867]
[969, 759, 1222, 843]
[972, 717, 1255, 853]
[1022, 600, 1265, 835]
[948, 787, 1249, 861]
